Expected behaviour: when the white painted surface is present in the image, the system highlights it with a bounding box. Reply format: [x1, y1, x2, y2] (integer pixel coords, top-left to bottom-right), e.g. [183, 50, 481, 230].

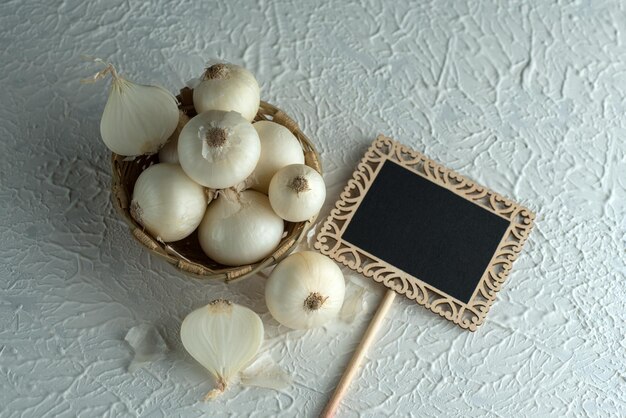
[1, 0, 625, 417]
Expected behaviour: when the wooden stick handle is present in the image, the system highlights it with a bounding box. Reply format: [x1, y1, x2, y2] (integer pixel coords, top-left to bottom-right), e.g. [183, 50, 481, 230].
[320, 289, 396, 418]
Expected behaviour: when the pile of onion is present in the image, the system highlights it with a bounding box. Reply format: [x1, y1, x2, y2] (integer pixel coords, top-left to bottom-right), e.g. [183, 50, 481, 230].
[89, 59, 326, 266]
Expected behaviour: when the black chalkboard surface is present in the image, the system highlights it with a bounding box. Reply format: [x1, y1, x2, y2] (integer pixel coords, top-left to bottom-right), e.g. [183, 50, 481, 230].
[315, 136, 535, 330]
[342, 160, 510, 304]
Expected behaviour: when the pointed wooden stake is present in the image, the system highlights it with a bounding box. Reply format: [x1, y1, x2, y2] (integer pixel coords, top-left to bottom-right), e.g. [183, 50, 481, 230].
[321, 289, 396, 418]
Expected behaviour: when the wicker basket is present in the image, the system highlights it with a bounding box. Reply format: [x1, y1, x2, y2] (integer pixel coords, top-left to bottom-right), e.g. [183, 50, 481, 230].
[110, 87, 321, 282]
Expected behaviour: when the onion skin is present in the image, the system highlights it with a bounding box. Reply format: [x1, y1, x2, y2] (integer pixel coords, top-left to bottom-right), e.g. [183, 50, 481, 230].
[177, 110, 261, 189]
[198, 190, 284, 266]
[250, 121, 305, 193]
[130, 163, 208, 242]
[268, 164, 326, 222]
[101, 78, 179, 156]
[193, 63, 260, 122]
[265, 251, 345, 329]
[180, 299, 264, 399]
[158, 111, 189, 164]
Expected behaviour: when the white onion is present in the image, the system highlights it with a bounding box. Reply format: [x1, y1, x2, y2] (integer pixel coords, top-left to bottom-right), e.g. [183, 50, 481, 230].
[268, 164, 326, 222]
[181, 299, 264, 399]
[250, 121, 304, 193]
[198, 190, 284, 266]
[86, 61, 179, 156]
[158, 112, 189, 164]
[193, 63, 260, 122]
[265, 251, 345, 329]
[130, 163, 207, 242]
[177, 110, 260, 189]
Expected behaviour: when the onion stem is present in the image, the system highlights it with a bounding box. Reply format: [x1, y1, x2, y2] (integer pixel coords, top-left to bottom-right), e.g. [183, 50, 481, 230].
[289, 175, 310, 194]
[304, 292, 328, 311]
[204, 375, 228, 400]
[204, 63, 229, 80]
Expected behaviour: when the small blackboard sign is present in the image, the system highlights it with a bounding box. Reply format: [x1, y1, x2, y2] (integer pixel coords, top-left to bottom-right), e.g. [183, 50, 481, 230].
[315, 135, 534, 330]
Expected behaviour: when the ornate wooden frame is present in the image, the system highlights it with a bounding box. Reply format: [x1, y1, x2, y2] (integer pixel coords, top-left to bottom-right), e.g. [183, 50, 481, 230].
[314, 135, 535, 331]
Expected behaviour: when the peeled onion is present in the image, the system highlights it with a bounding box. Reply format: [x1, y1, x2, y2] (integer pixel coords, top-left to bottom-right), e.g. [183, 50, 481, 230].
[96, 64, 179, 156]
[181, 299, 264, 399]
[177, 110, 260, 189]
[131, 163, 208, 242]
[193, 63, 260, 122]
[268, 164, 326, 222]
[198, 190, 284, 266]
[250, 121, 304, 193]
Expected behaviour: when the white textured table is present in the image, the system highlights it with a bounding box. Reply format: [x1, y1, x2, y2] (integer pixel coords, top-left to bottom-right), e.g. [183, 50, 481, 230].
[1, 1, 625, 417]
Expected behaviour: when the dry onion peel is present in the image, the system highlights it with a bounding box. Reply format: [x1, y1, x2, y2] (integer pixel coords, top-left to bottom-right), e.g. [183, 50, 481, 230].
[239, 350, 292, 391]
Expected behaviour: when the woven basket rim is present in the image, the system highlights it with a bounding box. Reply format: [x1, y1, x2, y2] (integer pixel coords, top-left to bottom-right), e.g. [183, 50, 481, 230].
[110, 94, 321, 282]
